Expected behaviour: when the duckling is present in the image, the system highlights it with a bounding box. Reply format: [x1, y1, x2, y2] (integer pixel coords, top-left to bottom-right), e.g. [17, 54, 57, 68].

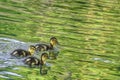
[11, 45, 36, 57]
[39, 53, 49, 75]
[23, 53, 48, 67]
[24, 53, 49, 75]
[35, 37, 59, 52]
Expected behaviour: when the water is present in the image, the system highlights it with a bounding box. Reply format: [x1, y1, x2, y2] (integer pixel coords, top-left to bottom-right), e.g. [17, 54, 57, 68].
[0, 38, 39, 67]
[0, 0, 120, 80]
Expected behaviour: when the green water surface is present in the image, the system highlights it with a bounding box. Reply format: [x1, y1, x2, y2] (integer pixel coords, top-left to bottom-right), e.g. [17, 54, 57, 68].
[0, 0, 120, 80]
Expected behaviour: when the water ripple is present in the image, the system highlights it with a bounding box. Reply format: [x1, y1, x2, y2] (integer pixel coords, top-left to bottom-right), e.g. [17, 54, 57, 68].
[0, 38, 32, 68]
[0, 71, 23, 77]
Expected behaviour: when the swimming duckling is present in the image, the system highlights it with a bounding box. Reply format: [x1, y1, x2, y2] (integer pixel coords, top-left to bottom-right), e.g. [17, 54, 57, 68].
[24, 53, 49, 75]
[11, 45, 36, 57]
[23, 53, 48, 67]
[39, 53, 50, 75]
[35, 37, 59, 51]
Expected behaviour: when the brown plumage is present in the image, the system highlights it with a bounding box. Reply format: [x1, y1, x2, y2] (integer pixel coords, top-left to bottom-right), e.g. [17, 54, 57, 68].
[11, 45, 36, 57]
[35, 37, 59, 51]
[24, 53, 49, 75]
[23, 53, 48, 67]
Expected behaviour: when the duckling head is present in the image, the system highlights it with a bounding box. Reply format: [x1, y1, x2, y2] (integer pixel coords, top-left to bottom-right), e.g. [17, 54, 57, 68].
[41, 53, 49, 65]
[28, 45, 36, 55]
[50, 37, 59, 46]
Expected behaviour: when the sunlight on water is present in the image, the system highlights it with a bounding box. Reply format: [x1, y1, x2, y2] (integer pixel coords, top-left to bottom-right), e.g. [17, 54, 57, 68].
[0, 38, 32, 68]
[0, 38, 33, 79]
[92, 57, 114, 63]
[0, 71, 23, 79]
[0, 71, 23, 77]
[0, 38, 25, 43]
[0, 75, 9, 79]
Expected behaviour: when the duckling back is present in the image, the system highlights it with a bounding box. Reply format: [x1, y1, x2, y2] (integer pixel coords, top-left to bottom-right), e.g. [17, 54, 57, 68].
[11, 49, 30, 57]
[35, 44, 50, 51]
[11, 45, 36, 58]
[24, 56, 40, 67]
[23, 53, 48, 67]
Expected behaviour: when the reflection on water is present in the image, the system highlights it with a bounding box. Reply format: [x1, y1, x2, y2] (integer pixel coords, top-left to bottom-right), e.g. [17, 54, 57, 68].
[0, 71, 24, 79]
[0, 71, 23, 77]
[92, 57, 113, 63]
[0, 75, 9, 79]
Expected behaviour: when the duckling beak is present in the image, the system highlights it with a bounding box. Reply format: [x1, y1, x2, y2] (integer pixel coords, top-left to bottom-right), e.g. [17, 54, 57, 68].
[50, 39, 59, 46]
[50, 37, 59, 45]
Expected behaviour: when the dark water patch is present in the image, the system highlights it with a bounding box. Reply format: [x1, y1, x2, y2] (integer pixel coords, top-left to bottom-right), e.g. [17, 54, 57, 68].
[63, 45, 81, 51]
[52, 4, 89, 11]
[38, 13, 84, 23]
[11, 5, 32, 12]
[0, 31, 17, 37]
[0, 7, 22, 14]
[115, 66, 120, 71]
[0, 17, 23, 23]
[0, 2, 32, 14]
[81, 27, 114, 32]
[52, 1, 90, 8]
[109, 73, 120, 77]
[51, 4, 72, 10]
[58, 36, 81, 42]
[77, 60, 93, 63]
[74, 0, 89, 4]
[80, 51, 117, 59]
[0, 15, 24, 22]
[0, 0, 25, 6]
[42, 21, 80, 29]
